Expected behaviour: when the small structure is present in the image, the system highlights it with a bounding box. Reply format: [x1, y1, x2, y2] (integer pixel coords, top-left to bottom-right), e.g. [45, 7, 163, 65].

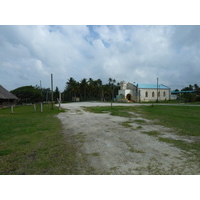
[117, 81, 171, 102]
[171, 90, 197, 95]
[72, 97, 80, 102]
[0, 85, 18, 107]
[171, 90, 197, 101]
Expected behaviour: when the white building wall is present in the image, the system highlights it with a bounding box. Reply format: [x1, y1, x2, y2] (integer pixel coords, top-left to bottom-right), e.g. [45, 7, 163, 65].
[139, 89, 170, 102]
[118, 89, 135, 101]
[118, 82, 171, 102]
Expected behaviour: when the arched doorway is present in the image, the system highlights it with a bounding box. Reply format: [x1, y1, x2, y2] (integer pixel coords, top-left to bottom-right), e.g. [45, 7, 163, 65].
[126, 94, 132, 101]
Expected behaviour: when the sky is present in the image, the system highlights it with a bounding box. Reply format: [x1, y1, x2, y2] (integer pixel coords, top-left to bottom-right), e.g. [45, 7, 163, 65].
[1, 1, 199, 198]
[1, 25, 200, 91]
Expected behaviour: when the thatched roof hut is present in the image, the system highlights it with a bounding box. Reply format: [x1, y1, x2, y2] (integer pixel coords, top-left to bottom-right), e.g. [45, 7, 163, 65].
[0, 85, 18, 106]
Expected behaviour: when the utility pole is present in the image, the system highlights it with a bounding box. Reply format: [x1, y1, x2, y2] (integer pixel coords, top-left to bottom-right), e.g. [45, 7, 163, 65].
[51, 74, 54, 109]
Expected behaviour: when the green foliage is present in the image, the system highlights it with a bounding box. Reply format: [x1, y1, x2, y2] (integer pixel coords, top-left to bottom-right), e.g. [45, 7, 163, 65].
[10, 85, 62, 104]
[54, 86, 60, 101]
[181, 83, 200, 102]
[11, 86, 41, 104]
[64, 77, 120, 102]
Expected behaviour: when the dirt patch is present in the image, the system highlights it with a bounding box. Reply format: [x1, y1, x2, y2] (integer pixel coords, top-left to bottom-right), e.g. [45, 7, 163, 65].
[57, 102, 200, 174]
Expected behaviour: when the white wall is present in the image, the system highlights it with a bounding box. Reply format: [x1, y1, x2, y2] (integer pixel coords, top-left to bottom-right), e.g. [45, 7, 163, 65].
[139, 89, 170, 102]
[118, 89, 136, 101]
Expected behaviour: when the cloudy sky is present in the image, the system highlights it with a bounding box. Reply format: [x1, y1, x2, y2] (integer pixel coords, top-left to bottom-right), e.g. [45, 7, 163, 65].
[1, 25, 200, 91]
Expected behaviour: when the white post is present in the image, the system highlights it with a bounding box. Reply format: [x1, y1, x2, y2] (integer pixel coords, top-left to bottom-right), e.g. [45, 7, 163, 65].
[41, 102, 43, 112]
[34, 104, 36, 112]
[51, 73, 53, 109]
[59, 92, 61, 110]
[11, 105, 14, 114]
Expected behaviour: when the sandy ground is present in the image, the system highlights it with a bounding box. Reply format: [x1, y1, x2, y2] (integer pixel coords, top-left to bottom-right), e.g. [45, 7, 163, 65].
[57, 102, 200, 174]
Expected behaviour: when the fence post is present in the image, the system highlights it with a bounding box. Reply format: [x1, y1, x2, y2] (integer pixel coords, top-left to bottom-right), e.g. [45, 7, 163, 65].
[34, 104, 36, 112]
[11, 105, 14, 114]
[59, 92, 61, 110]
[41, 103, 43, 112]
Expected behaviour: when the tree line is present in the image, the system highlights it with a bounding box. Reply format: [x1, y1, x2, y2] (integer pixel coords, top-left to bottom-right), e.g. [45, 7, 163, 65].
[175, 84, 200, 102]
[63, 77, 120, 102]
[11, 80, 200, 104]
[10, 78, 120, 104]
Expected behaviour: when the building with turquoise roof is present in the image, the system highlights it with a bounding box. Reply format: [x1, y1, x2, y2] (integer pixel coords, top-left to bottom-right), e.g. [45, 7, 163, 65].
[117, 81, 171, 102]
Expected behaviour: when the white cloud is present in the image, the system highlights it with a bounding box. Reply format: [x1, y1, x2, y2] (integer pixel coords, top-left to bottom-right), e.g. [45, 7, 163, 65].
[0, 25, 200, 91]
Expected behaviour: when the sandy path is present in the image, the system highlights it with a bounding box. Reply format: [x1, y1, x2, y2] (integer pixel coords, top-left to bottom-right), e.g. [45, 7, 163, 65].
[57, 102, 199, 174]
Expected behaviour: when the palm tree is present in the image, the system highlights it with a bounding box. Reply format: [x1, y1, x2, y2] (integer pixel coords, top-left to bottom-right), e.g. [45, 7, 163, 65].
[66, 77, 79, 101]
[108, 78, 116, 101]
[80, 78, 88, 100]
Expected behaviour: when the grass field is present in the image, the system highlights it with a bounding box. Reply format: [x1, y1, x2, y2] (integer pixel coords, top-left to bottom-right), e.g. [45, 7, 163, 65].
[85, 105, 200, 136]
[1, 104, 200, 174]
[141, 105, 200, 136]
[0, 104, 82, 175]
[85, 105, 200, 158]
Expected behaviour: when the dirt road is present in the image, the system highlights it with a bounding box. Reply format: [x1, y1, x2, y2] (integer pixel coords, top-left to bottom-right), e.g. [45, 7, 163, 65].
[57, 102, 199, 174]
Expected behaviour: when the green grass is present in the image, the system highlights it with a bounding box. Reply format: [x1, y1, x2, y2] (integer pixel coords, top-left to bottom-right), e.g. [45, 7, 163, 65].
[141, 131, 160, 137]
[140, 105, 200, 136]
[134, 119, 147, 124]
[86, 105, 200, 137]
[158, 137, 200, 162]
[119, 121, 133, 128]
[84, 106, 135, 118]
[90, 152, 100, 156]
[0, 104, 85, 175]
[129, 147, 144, 154]
[86, 105, 200, 158]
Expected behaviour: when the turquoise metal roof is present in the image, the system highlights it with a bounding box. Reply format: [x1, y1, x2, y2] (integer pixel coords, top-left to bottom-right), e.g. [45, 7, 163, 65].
[171, 90, 196, 94]
[134, 83, 170, 89]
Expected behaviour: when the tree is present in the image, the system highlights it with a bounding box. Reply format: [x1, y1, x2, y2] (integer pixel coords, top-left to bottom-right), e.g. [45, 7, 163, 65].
[80, 78, 88, 100]
[11, 85, 41, 104]
[54, 86, 60, 101]
[108, 78, 117, 101]
[181, 83, 200, 102]
[194, 84, 199, 91]
[65, 77, 79, 100]
[63, 77, 119, 102]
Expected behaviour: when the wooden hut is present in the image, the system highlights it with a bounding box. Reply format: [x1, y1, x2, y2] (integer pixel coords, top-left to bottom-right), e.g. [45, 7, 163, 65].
[0, 85, 18, 107]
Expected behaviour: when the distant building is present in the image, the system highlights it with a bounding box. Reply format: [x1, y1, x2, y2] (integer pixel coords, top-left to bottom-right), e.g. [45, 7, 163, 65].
[117, 81, 171, 102]
[0, 85, 18, 106]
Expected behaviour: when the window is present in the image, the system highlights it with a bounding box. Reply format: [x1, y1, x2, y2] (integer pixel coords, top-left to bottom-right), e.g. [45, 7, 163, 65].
[145, 91, 148, 97]
[158, 91, 160, 97]
[163, 91, 166, 97]
[152, 91, 155, 97]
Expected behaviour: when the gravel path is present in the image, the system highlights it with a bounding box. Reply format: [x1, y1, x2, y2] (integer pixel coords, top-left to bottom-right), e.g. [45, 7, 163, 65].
[57, 102, 199, 174]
